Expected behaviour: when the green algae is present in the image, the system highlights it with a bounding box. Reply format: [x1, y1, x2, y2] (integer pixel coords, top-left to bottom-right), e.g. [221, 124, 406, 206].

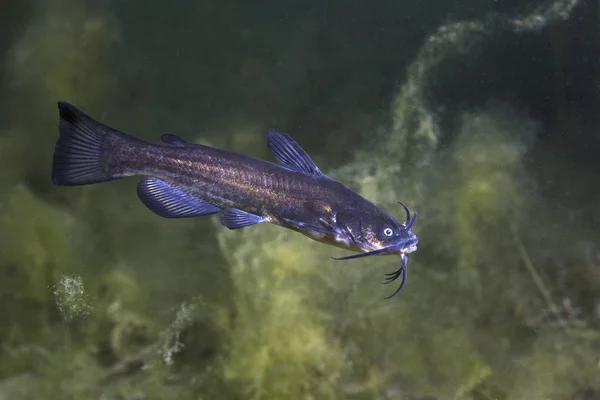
[2, 0, 119, 193]
[217, 227, 345, 399]
[52, 275, 93, 323]
[0, 185, 72, 342]
[0, 0, 598, 399]
[448, 105, 535, 292]
[5, 0, 119, 112]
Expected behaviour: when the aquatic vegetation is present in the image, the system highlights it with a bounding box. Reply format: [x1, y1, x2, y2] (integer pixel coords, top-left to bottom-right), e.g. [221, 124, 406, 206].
[448, 104, 536, 291]
[6, 0, 119, 111]
[2, 0, 119, 191]
[205, 102, 539, 398]
[0, 185, 72, 342]
[52, 275, 93, 323]
[382, 0, 580, 170]
[0, 0, 597, 398]
[508, 327, 600, 398]
[217, 227, 345, 399]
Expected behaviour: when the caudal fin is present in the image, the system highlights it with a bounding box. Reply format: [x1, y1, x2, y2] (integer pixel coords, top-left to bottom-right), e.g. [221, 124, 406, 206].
[52, 101, 135, 186]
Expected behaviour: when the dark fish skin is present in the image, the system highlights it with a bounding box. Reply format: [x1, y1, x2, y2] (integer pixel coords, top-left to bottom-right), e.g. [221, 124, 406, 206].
[52, 101, 419, 298]
[131, 144, 399, 251]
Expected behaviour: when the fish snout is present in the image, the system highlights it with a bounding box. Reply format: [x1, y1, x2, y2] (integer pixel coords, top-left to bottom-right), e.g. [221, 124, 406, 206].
[399, 232, 418, 254]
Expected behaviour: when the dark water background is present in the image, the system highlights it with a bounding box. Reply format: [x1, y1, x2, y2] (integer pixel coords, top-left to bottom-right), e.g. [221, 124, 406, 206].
[0, 0, 599, 398]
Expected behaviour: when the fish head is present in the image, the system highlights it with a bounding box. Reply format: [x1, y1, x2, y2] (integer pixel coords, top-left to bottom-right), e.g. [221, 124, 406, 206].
[331, 201, 418, 299]
[335, 201, 418, 255]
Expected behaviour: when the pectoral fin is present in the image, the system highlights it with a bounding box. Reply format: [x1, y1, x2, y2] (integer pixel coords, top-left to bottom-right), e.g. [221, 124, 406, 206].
[137, 178, 221, 218]
[282, 217, 335, 235]
[335, 209, 363, 243]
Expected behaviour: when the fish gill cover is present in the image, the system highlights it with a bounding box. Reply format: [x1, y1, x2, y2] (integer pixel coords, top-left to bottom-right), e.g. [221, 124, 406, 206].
[0, 0, 599, 399]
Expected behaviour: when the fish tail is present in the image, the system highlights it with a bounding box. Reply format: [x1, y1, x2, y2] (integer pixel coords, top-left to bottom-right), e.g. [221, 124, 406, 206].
[52, 101, 140, 186]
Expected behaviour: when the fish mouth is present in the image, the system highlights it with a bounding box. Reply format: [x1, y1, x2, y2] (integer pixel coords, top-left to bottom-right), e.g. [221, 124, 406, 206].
[331, 201, 419, 298]
[330, 241, 412, 260]
[402, 244, 418, 254]
[380, 236, 417, 256]
[331, 239, 417, 299]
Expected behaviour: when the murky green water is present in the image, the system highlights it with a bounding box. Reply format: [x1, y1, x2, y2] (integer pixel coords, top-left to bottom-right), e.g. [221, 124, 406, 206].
[0, 0, 598, 398]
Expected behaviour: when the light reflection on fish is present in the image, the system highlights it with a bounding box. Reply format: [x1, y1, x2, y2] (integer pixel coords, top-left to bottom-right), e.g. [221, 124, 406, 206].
[51, 102, 419, 298]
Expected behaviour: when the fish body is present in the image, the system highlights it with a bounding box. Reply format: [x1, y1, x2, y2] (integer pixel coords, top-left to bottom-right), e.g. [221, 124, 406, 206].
[52, 102, 418, 297]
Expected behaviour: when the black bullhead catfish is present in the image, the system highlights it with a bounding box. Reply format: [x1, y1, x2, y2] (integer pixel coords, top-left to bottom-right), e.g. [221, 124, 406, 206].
[52, 102, 418, 298]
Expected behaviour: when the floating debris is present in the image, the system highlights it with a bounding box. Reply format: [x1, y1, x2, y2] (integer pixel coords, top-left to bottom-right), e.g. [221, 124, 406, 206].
[52, 275, 92, 323]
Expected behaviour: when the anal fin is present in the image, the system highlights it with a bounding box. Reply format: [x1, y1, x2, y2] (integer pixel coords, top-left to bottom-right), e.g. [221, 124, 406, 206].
[137, 177, 221, 218]
[220, 208, 265, 229]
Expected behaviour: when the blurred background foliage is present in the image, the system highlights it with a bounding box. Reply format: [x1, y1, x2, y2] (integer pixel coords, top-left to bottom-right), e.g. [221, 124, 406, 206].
[0, 0, 599, 399]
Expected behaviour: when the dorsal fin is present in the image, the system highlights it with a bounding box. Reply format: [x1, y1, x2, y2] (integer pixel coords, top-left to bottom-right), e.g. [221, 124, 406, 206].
[161, 134, 196, 147]
[267, 130, 322, 176]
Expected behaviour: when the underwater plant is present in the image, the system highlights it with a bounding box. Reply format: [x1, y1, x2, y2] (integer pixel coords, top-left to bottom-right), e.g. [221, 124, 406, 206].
[0, 0, 597, 399]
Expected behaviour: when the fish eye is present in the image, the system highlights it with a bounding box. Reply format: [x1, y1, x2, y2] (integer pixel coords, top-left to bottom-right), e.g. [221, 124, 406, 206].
[382, 227, 394, 237]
